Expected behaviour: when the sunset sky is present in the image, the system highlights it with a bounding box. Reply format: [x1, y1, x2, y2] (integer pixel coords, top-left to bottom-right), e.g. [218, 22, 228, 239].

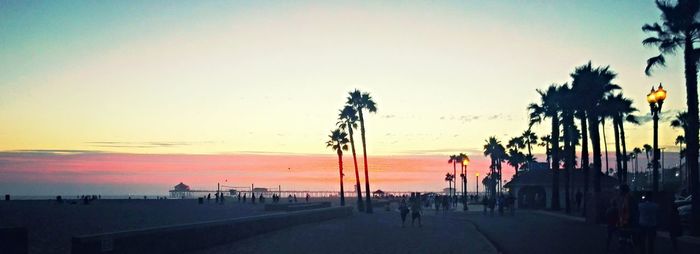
[0, 1, 690, 195]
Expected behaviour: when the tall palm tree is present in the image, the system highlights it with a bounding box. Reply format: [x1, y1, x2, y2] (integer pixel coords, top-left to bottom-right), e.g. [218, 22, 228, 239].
[643, 0, 700, 234]
[347, 90, 377, 213]
[445, 173, 454, 197]
[621, 114, 640, 183]
[338, 105, 364, 211]
[570, 62, 620, 193]
[529, 84, 563, 210]
[521, 129, 538, 170]
[326, 129, 349, 206]
[448, 154, 460, 201]
[601, 94, 638, 184]
[483, 137, 506, 197]
[559, 84, 579, 214]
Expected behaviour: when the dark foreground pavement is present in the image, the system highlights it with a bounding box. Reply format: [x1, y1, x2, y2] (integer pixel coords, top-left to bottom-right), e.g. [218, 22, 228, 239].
[461, 206, 699, 254]
[197, 206, 497, 254]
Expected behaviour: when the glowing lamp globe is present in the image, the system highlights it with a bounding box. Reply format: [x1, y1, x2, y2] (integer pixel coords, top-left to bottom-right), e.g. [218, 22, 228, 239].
[655, 84, 667, 102]
[646, 88, 657, 104]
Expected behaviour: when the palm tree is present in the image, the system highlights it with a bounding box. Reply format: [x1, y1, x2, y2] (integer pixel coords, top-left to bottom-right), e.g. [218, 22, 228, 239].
[448, 154, 461, 201]
[528, 84, 563, 210]
[559, 84, 579, 214]
[338, 105, 364, 211]
[644, 143, 653, 186]
[671, 111, 689, 132]
[484, 137, 506, 197]
[521, 129, 538, 170]
[507, 136, 526, 175]
[445, 173, 455, 197]
[347, 90, 377, 213]
[643, 0, 700, 234]
[459, 153, 470, 202]
[601, 94, 638, 184]
[539, 135, 552, 166]
[326, 129, 349, 206]
[633, 147, 643, 183]
[570, 62, 620, 193]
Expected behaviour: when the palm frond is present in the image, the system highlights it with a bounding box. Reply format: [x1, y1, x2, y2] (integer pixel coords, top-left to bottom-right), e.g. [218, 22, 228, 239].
[645, 54, 666, 75]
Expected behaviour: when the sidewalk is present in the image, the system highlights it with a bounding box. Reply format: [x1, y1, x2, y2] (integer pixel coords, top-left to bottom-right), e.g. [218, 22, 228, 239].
[196, 206, 498, 254]
[462, 209, 699, 254]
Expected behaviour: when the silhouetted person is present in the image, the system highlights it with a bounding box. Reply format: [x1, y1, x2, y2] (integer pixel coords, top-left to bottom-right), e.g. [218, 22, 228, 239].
[251, 194, 256, 204]
[434, 195, 440, 214]
[306, 193, 310, 202]
[605, 199, 619, 253]
[243, 193, 247, 203]
[399, 198, 409, 227]
[288, 194, 293, 203]
[237, 193, 241, 202]
[482, 196, 488, 215]
[638, 192, 658, 254]
[575, 189, 583, 211]
[259, 193, 264, 203]
[410, 193, 422, 227]
[668, 203, 682, 253]
[208, 193, 212, 202]
[441, 195, 449, 214]
[293, 194, 298, 203]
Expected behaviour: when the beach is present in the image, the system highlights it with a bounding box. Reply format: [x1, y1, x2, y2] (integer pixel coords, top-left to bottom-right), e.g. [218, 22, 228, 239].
[0, 198, 273, 254]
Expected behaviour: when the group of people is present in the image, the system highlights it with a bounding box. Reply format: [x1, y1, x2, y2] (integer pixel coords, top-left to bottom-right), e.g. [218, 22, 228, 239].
[481, 194, 515, 216]
[604, 184, 682, 254]
[398, 192, 424, 227]
[206, 192, 226, 204]
[236, 193, 312, 204]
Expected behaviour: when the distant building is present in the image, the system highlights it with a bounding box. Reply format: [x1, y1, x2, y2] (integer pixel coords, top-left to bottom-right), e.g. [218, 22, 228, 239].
[252, 188, 268, 193]
[169, 182, 192, 199]
[505, 169, 618, 209]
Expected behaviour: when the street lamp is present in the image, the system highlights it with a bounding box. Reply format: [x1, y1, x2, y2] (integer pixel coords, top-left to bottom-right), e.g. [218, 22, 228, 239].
[461, 156, 470, 211]
[646, 83, 667, 192]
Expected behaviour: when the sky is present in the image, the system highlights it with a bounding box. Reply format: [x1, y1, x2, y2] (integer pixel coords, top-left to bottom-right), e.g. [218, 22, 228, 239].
[0, 1, 691, 195]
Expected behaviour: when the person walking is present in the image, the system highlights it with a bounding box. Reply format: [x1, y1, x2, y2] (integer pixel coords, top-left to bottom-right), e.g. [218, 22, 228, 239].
[482, 196, 488, 215]
[668, 203, 682, 253]
[399, 198, 409, 227]
[638, 192, 659, 254]
[410, 193, 422, 227]
[604, 199, 619, 253]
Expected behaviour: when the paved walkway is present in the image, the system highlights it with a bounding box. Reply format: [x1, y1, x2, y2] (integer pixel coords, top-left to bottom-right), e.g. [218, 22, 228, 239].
[197, 205, 497, 254]
[462, 206, 699, 254]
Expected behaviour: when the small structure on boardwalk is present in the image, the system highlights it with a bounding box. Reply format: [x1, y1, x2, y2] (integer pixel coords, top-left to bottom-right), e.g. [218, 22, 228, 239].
[372, 189, 385, 198]
[169, 182, 192, 199]
[505, 169, 618, 209]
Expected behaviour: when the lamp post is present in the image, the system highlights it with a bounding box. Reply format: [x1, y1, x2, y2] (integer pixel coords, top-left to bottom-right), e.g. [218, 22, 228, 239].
[476, 173, 480, 198]
[461, 156, 470, 211]
[646, 83, 667, 193]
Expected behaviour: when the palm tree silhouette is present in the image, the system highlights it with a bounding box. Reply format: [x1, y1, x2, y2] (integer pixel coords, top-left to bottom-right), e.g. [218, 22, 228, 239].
[570, 62, 620, 193]
[539, 135, 552, 166]
[346, 90, 377, 213]
[671, 111, 689, 132]
[644, 144, 653, 174]
[633, 147, 643, 183]
[676, 135, 686, 184]
[528, 84, 563, 210]
[483, 137, 506, 198]
[448, 154, 460, 201]
[338, 105, 364, 211]
[326, 129, 349, 206]
[643, 0, 700, 234]
[559, 84, 579, 214]
[445, 173, 455, 197]
[600, 94, 637, 184]
[521, 129, 538, 170]
[506, 136, 526, 175]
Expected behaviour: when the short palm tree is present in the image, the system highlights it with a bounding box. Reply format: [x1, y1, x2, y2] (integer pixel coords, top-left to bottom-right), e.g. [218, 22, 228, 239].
[642, 0, 700, 234]
[521, 129, 538, 170]
[347, 90, 377, 213]
[338, 105, 364, 211]
[448, 154, 461, 200]
[326, 129, 349, 206]
[483, 137, 506, 197]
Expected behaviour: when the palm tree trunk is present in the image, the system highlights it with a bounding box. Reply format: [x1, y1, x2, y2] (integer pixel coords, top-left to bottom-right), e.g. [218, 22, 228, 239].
[613, 117, 623, 184]
[682, 35, 699, 236]
[588, 112, 603, 193]
[563, 114, 572, 214]
[619, 119, 629, 183]
[357, 109, 373, 213]
[579, 113, 590, 213]
[453, 162, 457, 202]
[337, 149, 345, 206]
[551, 116, 561, 210]
[347, 124, 364, 211]
[602, 118, 610, 176]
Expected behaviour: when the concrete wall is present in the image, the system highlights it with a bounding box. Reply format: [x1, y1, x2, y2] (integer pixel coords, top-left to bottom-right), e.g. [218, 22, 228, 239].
[263, 202, 331, 211]
[0, 227, 27, 254]
[71, 206, 352, 254]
